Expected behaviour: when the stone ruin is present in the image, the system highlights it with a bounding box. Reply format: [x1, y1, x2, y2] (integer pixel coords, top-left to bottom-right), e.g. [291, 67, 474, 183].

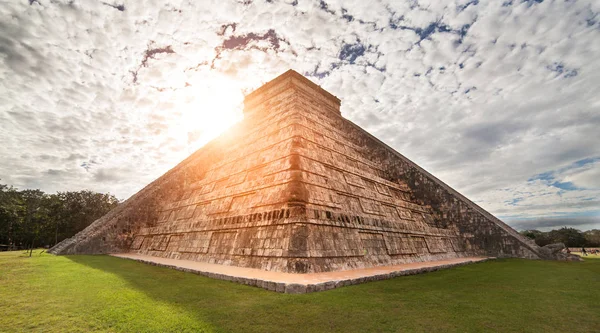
[50, 70, 561, 273]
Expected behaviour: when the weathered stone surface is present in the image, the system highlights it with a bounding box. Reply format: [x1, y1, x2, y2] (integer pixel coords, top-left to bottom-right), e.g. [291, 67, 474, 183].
[50, 69, 560, 274]
[275, 282, 286, 293]
[285, 283, 307, 294]
[538, 243, 583, 261]
[542, 243, 566, 255]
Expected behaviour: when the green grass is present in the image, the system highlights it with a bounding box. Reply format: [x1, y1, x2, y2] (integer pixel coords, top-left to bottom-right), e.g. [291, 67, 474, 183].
[1, 251, 599, 333]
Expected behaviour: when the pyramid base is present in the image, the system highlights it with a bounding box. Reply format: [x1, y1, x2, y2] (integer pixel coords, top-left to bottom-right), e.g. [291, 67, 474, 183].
[110, 253, 492, 293]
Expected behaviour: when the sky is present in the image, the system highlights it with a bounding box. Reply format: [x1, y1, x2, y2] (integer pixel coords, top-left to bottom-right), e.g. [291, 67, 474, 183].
[1, 0, 599, 231]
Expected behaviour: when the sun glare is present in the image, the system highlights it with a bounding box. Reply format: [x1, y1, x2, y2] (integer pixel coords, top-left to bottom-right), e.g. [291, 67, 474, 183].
[172, 75, 245, 152]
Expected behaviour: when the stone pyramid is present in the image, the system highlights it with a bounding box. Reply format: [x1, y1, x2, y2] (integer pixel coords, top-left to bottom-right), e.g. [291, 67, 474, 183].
[50, 70, 548, 273]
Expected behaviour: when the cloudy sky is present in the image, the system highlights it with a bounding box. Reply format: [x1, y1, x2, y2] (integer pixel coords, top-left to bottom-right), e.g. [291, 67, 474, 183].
[1, 0, 599, 231]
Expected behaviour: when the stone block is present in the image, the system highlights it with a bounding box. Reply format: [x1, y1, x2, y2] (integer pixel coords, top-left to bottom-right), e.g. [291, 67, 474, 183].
[285, 283, 307, 294]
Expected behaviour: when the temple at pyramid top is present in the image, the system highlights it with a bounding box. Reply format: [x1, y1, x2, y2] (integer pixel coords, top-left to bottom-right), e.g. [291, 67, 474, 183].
[244, 69, 341, 116]
[50, 69, 564, 276]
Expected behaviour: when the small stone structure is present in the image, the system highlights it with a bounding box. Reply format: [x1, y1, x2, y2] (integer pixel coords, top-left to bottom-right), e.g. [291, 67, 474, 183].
[50, 70, 560, 275]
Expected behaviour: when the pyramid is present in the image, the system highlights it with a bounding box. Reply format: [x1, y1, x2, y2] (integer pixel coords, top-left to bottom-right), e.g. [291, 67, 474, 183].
[50, 70, 549, 273]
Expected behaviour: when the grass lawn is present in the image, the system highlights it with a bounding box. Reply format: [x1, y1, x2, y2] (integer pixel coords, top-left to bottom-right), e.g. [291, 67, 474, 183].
[1, 251, 599, 333]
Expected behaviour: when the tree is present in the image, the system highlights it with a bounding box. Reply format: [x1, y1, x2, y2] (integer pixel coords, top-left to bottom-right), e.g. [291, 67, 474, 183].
[583, 230, 600, 247]
[0, 184, 120, 251]
[520, 227, 598, 248]
[55, 190, 119, 243]
[0, 184, 24, 248]
[548, 227, 586, 247]
[520, 230, 554, 246]
[520, 230, 542, 241]
[19, 189, 46, 256]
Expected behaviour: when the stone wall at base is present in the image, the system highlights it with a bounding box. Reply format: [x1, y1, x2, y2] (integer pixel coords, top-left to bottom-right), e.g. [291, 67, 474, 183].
[112, 253, 492, 293]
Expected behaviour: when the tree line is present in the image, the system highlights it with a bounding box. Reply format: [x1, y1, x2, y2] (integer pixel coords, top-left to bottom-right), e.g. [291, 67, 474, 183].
[0, 184, 119, 253]
[520, 227, 600, 248]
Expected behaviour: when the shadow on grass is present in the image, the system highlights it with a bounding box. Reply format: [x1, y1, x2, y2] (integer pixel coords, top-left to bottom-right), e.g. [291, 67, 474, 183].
[66, 254, 494, 332]
[64, 254, 333, 332]
[14, 249, 47, 257]
[63, 254, 600, 333]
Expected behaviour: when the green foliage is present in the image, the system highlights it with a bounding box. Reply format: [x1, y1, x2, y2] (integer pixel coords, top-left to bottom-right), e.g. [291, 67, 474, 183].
[520, 227, 599, 247]
[548, 227, 587, 247]
[0, 184, 119, 249]
[520, 230, 539, 240]
[583, 229, 600, 247]
[1, 252, 599, 333]
[0, 184, 24, 247]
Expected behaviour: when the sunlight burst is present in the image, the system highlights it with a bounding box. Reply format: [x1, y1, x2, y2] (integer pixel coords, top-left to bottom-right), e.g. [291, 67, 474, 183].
[172, 75, 245, 152]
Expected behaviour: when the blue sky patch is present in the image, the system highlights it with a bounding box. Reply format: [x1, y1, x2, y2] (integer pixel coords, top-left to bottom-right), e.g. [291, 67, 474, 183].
[505, 197, 524, 206]
[339, 42, 366, 64]
[547, 62, 578, 78]
[528, 171, 554, 182]
[551, 181, 580, 191]
[574, 157, 600, 168]
[527, 156, 599, 191]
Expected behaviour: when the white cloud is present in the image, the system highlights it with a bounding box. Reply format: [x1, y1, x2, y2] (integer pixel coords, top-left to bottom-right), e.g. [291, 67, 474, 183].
[1, 0, 599, 231]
